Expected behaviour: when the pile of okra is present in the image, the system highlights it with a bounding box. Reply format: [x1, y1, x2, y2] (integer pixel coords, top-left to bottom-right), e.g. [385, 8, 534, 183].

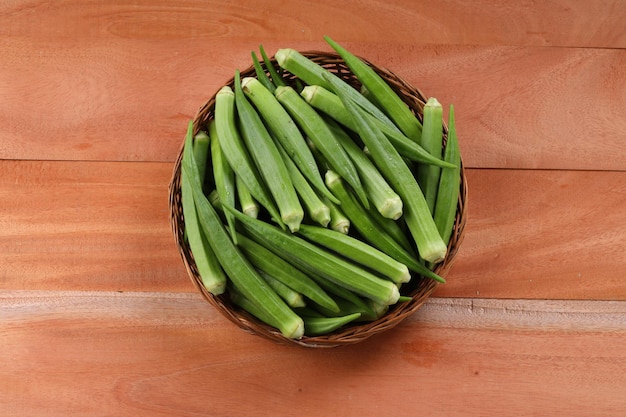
[181, 36, 461, 339]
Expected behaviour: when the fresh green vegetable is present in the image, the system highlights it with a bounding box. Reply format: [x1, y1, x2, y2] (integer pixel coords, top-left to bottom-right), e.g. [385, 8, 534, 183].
[275, 139, 331, 227]
[227, 285, 281, 330]
[297, 224, 411, 285]
[234, 71, 304, 232]
[181, 125, 227, 295]
[326, 73, 448, 263]
[192, 130, 210, 188]
[416, 97, 444, 214]
[234, 231, 339, 313]
[236, 175, 259, 218]
[258, 270, 306, 308]
[259, 44, 287, 88]
[209, 119, 238, 243]
[433, 105, 462, 245]
[311, 295, 379, 322]
[214, 85, 284, 229]
[251, 50, 275, 92]
[274, 85, 369, 209]
[181, 40, 464, 338]
[300, 85, 454, 168]
[182, 121, 304, 339]
[223, 204, 401, 306]
[240, 76, 339, 205]
[304, 274, 377, 319]
[302, 313, 361, 336]
[323, 196, 350, 234]
[325, 170, 443, 283]
[274, 47, 400, 132]
[325, 117, 403, 220]
[324, 36, 422, 142]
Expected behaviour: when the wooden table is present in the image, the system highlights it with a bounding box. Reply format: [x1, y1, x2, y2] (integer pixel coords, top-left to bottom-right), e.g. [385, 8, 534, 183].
[2, 2, 625, 415]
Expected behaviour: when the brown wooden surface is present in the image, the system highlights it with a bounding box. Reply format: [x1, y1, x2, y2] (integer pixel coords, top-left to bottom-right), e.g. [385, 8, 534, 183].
[1, 1, 625, 415]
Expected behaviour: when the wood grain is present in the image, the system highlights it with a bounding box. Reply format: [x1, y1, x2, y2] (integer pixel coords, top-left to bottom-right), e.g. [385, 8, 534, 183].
[1, 2, 625, 169]
[2, 0, 625, 48]
[0, 160, 189, 292]
[3, 1, 625, 415]
[436, 168, 626, 299]
[2, 160, 625, 300]
[2, 291, 625, 417]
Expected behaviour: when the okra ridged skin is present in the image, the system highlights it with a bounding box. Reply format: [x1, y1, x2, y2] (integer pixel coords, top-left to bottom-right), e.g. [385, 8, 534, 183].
[224, 205, 401, 306]
[324, 117, 403, 220]
[181, 165, 227, 294]
[241, 77, 338, 206]
[214, 86, 284, 229]
[182, 122, 305, 340]
[416, 97, 444, 214]
[433, 105, 462, 246]
[275, 47, 400, 134]
[324, 36, 423, 143]
[234, 231, 340, 313]
[234, 72, 304, 233]
[209, 120, 238, 244]
[274, 85, 370, 209]
[297, 224, 411, 285]
[301, 85, 454, 169]
[325, 73, 448, 263]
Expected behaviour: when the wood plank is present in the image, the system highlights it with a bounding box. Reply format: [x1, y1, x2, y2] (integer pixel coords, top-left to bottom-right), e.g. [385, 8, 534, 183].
[2, 291, 625, 416]
[2, 0, 625, 48]
[1, 160, 625, 300]
[2, 42, 625, 169]
[436, 168, 626, 299]
[0, 160, 190, 292]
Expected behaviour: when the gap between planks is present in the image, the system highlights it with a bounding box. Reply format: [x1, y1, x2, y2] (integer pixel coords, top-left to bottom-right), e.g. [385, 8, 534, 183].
[3, 290, 625, 332]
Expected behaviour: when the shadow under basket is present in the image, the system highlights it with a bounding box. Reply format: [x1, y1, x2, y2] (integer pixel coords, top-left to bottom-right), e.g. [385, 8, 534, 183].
[169, 51, 468, 348]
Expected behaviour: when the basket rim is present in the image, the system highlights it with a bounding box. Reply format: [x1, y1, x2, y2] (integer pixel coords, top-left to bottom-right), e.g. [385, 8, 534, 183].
[168, 50, 468, 348]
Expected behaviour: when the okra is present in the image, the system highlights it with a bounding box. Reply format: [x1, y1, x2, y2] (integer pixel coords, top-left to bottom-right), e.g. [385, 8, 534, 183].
[209, 119, 238, 243]
[227, 285, 281, 330]
[275, 139, 331, 227]
[325, 170, 434, 278]
[325, 117, 403, 220]
[323, 196, 350, 234]
[214, 86, 284, 229]
[259, 44, 287, 88]
[192, 131, 210, 188]
[241, 76, 339, 205]
[297, 224, 411, 285]
[223, 205, 401, 306]
[234, 71, 304, 232]
[433, 105, 462, 245]
[302, 313, 361, 336]
[258, 269, 306, 308]
[416, 97, 444, 213]
[324, 36, 422, 142]
[251, 50, 275, 92]
[182, 121, 304, 339]
[181, 125, 227, 295]
[327, 173, 445, 283]
[274, 85, 369, 209]
[312, 295, 378, 322]
[236, 175, 259, 218]
[327, 73, 448, 263]
[301, 85, 454, 168]
[234, 231, 339, 313]
[274, 48, 400, 132]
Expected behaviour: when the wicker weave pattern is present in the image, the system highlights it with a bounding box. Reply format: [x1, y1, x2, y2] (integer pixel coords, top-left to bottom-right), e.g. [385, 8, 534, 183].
[169, 51, 468, 348]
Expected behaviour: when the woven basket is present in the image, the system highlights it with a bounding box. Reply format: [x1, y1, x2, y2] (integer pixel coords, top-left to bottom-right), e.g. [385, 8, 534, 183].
[169, 51, 468, 348]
